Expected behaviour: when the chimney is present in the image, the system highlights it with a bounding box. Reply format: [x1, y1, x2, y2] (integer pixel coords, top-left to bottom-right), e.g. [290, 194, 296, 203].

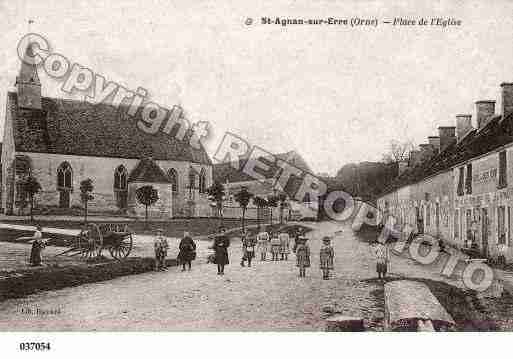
[501, 83, 513, 120]
[455, 114, 473, 140]
[428, 136, 440, 154]
[475, 100, 495, 129]
[438, 126, 456, 151]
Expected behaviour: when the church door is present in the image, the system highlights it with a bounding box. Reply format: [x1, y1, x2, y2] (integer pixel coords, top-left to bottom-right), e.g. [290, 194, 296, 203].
[59, 190, 70, 208]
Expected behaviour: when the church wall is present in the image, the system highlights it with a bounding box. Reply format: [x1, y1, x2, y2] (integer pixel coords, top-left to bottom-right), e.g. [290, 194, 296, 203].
[15, 152, 212, 217]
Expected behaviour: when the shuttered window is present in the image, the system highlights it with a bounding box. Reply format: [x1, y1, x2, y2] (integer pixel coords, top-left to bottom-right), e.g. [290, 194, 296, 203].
[457, 167, 465, 196]
[499, 151, 507, 189]
[465, 164, 472, 194]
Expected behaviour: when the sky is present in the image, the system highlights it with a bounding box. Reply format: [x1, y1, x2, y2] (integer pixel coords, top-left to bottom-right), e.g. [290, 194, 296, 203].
[1, 0, 512, 175]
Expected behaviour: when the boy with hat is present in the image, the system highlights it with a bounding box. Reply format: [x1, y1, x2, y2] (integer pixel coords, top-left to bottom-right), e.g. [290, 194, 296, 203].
[319, 236, 334, 280]
[154, 228, 168, 271]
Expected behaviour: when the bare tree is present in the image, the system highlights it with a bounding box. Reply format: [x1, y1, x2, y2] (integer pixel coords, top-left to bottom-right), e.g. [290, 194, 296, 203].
[382, 140, 414, 163]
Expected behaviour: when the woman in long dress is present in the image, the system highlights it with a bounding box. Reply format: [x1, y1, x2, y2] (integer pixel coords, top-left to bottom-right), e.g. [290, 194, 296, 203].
[213, 227, 230, 275]
[28, 225, 45, 266]
[319, 237, 334, 280]
[178, 231, 196, 271]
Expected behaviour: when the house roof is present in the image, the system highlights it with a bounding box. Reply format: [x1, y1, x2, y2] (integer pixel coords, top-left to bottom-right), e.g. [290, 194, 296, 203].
[381, 113, 513, 196]
[213, 151, 312, 183]
[7, 92, 211, 165]
[128, 157, 171, 183]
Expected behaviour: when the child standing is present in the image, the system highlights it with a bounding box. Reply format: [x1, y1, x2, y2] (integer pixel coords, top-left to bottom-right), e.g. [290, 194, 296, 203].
[279, 231, 290, 260]
[296, 237, 310, 277]
[373, 240, 389, 280]
[319, 237, 334, 280]
[240, 230, 256, 267]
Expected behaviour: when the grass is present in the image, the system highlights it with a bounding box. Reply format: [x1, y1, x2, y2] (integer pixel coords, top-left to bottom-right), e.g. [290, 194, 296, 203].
[0, 257, 177, 302]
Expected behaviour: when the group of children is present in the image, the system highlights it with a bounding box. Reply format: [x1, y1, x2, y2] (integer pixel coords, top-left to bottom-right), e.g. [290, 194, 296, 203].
[242, 227, 335, 279]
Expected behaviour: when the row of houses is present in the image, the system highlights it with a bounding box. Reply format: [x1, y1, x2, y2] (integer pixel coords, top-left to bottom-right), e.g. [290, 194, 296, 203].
[377, 82, 513, 263]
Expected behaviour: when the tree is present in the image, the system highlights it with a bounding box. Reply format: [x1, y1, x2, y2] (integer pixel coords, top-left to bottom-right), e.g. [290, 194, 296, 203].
[207, 181, 226, 223]
[382, 139, 414, 164]
[135, 185, 159, 227]
[22, 176, 41, 222]
[277, 192, 288, 224]
[267, 194, 279, 225]
[80, 178, 94, 224]
[234, 187, 254, 231]
[253, 196, 268, 231]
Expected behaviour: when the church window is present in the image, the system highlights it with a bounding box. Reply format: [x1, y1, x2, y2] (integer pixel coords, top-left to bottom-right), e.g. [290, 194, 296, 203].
[57, 162, 73, 189]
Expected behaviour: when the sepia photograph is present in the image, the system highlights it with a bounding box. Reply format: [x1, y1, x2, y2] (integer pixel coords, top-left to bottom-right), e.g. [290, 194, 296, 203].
[1, 0, 513, 357]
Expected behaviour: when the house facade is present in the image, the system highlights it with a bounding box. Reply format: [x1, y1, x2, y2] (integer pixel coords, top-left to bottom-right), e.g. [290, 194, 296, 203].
[377, 82, 513, 263]
[1, 47, 213, 218]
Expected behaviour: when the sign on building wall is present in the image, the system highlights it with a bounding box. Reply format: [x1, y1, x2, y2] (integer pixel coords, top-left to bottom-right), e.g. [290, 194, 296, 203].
[473, 167, 497, 184]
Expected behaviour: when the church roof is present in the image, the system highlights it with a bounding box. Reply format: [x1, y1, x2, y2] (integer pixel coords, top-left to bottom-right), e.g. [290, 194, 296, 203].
[128, 157, 171, 183]
[7, 92, 211, 165]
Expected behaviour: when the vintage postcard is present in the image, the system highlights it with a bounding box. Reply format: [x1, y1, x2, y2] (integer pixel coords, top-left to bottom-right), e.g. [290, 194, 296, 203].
[1, 0, 512, 357]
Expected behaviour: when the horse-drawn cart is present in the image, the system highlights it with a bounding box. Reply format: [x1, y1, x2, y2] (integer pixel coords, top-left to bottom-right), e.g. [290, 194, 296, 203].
[56, 223, 134, 260]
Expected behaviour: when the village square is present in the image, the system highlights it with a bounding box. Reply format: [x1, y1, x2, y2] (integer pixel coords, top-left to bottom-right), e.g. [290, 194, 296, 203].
[2, 2, 513, 336]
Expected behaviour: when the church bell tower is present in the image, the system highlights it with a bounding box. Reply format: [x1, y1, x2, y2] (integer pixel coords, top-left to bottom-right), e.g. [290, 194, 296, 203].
[15, 45, 42, 109]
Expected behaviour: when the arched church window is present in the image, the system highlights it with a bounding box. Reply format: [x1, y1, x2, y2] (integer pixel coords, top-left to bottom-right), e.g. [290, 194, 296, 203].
[57, 162, 73, 189]
[114, 165, 128, 209]
[114, 165, 127, 191]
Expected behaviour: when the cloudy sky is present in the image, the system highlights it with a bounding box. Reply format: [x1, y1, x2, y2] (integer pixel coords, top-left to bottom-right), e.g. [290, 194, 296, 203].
[1, 0, 512, 175]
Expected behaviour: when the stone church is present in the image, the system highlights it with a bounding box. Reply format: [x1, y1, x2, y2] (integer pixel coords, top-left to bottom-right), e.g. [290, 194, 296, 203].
[1, 49, 213, 218]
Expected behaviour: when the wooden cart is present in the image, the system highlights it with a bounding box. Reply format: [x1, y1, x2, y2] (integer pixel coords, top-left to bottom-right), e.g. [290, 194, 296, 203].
[56, 223, 134, 260]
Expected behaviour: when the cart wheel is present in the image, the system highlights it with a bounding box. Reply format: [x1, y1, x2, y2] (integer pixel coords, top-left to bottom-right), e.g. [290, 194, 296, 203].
[109, 233, 133, 260]
[79, 223, 103, 259]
